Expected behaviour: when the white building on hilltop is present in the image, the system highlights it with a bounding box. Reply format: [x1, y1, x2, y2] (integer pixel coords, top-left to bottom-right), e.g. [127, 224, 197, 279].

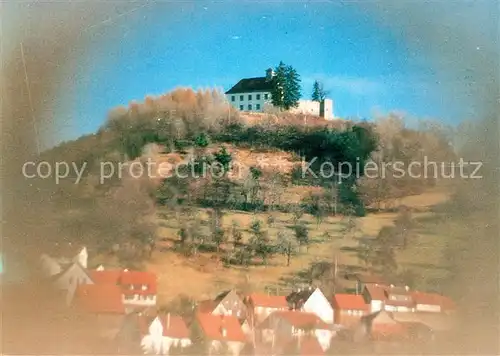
[225, 68, 335, 119]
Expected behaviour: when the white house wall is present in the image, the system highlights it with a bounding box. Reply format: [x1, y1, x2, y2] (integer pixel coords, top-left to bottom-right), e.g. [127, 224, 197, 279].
[290, 100, 321, 116]
[302, 289, 334, 324]
[416, 304, 441, 313]
[227, 92, 335, 119]
[226, 91, 272, 112]
[123, 294, 157, 307]
[370, 300, 383, 313]
[322, 99, 334, 119]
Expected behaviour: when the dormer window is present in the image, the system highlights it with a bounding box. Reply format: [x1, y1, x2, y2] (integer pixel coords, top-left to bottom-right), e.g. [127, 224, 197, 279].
[142, 284, 148, 291]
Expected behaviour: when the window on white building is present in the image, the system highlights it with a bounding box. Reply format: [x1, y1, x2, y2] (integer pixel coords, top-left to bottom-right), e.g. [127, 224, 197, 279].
[248, 104, 252, 110]
[248, 94, 252, 100]
[264, 94, 269, 100]
[256, 94, 260, 100]
[240, 95, 244, 101]
[231, 95, 235, 102]
[256, 104, 261, 110]
[239, 105, 244, 110]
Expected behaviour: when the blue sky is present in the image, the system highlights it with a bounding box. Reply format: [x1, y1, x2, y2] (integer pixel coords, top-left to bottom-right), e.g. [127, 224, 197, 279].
[52, 0, 489, 141]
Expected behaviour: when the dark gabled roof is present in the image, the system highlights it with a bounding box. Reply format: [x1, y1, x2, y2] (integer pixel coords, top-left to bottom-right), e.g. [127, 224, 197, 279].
[225, 77, 274, 94]
[215, 290, 232, 302]
[214, 289, 244, 303]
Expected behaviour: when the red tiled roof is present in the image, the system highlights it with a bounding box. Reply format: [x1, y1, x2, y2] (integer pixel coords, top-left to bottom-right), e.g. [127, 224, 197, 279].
[248, 293, 289, 308]
[159, 315, 190, 339]
[364, 284, 387, 301]
[75, 284, 125, 314]
[385, 299, 415, 308]
[271, 311, 330, 329]
[332, 294, 369, 311]
[120, 271, 157, 294]
[411, 291, 456, 310]
[90, 270, 157, 295]
[196, 313, 246, 342]
[90, 270, 121, 285]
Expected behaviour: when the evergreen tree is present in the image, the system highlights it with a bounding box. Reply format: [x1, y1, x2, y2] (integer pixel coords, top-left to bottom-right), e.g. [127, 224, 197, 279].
[311, 80, 327, 102]
[283, 65, 302, 109]
[270, 61, 302, 110]
[270, 61, 287, 109]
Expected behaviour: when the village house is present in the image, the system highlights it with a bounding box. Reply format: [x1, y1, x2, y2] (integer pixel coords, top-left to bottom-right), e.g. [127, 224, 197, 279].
[140, 313, 192, 355]
[245, 293, 289, 324]
[363, 284, 415, 313]
[73, 283, 126, 340]
[258, 310, 334, 352]
[90, 269, 157, 310]
[225, 69, 274, 113]
[384, 286, 415, 313]
[332, 294, 370, 328]
[197, 289, 247, 320]
[225, 68, 334, 119]
[286, 287, 334, 324]
[196, 312, 247, 356]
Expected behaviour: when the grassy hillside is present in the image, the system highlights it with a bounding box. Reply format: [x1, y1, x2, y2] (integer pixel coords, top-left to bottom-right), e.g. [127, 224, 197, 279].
[29, 88, 460, 305]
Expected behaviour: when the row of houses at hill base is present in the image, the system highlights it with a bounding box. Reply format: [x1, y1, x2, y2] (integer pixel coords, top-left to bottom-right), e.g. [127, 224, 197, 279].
[37, 245, 457, 355]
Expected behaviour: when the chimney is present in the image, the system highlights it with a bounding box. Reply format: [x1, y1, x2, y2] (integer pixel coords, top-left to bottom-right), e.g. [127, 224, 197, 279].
[405, 285, 410, 292]
[265, 68, 274, 82]
[221, 327, 227, 338]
